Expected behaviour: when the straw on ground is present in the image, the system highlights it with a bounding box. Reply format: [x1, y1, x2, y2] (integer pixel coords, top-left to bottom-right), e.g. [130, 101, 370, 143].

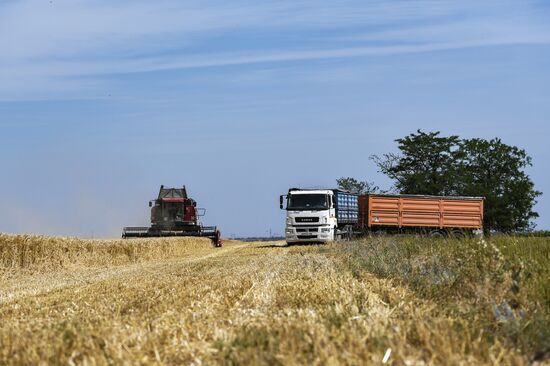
[0, 234, 548, 365]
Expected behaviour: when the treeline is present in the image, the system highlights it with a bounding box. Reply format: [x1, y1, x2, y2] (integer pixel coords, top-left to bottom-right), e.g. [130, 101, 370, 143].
[338, 130, 542, 233]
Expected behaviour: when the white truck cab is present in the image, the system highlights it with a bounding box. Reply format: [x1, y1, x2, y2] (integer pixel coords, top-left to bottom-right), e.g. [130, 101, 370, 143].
[280, 188, 337, 244]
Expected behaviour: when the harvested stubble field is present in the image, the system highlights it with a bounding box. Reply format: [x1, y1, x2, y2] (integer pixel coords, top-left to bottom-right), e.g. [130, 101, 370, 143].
[0, 234, 549, 365]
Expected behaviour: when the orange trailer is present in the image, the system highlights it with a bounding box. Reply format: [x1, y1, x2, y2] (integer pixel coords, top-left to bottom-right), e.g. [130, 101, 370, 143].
[358, 194, 483, 234]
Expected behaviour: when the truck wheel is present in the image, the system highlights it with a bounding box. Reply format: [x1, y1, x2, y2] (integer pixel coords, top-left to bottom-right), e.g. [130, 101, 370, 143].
[334, 227, 341, 241]
[347, 226, 353, 241]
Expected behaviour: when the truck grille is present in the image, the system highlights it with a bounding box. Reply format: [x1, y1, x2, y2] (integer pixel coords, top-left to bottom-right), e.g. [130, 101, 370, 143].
[295, 217, 319, 223]
[296, 228, 318, 233]
[297, 235, 317, 239]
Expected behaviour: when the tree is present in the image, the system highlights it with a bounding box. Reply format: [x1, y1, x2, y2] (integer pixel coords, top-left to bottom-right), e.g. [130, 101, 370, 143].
[371, 130, 463, 195]
[336, 177, 379, 194]
[458, 138, 541, 232]
[372, 130, 542, 232]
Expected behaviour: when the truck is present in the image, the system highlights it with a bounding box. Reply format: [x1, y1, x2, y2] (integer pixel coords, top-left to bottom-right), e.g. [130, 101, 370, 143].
[280, 188, 484, 244]
[280, 188, 359, 244]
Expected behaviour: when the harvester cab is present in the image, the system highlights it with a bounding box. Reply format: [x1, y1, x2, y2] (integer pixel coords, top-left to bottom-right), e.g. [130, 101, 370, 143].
[122, 185, 222, 247]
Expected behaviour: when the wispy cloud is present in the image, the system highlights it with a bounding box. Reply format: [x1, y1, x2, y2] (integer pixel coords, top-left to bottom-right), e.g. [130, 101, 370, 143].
[0, 0, 549, 100]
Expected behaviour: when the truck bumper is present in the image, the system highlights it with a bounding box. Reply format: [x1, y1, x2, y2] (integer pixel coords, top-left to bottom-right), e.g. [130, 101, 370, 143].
[285, 226, 333, 243]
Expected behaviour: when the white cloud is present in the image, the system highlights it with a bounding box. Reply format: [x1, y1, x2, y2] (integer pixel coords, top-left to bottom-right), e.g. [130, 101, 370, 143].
[0, 0, 549, 100]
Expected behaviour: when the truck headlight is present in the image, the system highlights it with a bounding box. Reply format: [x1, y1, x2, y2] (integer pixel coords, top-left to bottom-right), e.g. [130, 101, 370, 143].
[321, 227, 331, 233]
[323, 217, 328, 224]
[286, 217, 292, 225]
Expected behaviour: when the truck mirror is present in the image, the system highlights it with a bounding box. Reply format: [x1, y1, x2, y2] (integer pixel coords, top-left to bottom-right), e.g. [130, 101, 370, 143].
[279, 195, 284, 209]
[149, 201, 152, 207]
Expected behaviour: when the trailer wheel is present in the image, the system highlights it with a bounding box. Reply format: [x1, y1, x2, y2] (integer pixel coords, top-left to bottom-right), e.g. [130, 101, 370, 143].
[429, 229, 445, 238]
[451, 229, 466, 239]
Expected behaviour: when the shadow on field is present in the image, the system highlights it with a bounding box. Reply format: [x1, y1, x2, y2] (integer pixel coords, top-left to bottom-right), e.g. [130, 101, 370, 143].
[256, 244, 287, 249]
[255, 242, 327, 249]
[280, 242, 328, 248]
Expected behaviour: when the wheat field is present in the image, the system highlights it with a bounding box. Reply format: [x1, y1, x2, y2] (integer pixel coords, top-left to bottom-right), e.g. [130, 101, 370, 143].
[0, 234, 548, 365]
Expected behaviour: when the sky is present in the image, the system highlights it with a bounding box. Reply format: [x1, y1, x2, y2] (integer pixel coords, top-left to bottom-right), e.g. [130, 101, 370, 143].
[1, 0, 549, 238]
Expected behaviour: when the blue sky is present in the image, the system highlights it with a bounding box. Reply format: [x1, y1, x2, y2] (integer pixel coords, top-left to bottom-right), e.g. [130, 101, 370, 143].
[1, 0, 549, 237]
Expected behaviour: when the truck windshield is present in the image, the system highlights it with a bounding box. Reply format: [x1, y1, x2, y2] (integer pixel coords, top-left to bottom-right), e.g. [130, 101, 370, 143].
[287, 194, 329, 210]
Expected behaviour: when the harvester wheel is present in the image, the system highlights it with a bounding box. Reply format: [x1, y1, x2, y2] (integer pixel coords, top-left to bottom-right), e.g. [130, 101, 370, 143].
[214, 230, 222, 247]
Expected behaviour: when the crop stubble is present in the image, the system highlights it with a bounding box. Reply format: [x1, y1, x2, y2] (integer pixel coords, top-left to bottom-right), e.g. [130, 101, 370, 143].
[0, 234, 546, 365]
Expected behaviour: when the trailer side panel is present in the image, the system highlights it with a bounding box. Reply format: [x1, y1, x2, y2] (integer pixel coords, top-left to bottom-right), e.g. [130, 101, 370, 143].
[359, 194, 483, 230]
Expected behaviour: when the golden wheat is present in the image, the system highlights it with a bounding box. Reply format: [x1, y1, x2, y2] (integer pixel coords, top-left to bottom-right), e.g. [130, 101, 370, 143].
[0, 235, 546, 365]
[0, 234, 215, 273]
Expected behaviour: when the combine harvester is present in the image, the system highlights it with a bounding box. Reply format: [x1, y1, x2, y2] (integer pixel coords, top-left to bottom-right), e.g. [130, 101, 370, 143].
[123, 185, 222, 247]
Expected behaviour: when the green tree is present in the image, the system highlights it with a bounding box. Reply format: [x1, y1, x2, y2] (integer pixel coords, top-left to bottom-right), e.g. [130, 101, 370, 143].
[371, 130, 463, 195]
[336, 177, 379, 194]
[459, 138, 541, 232]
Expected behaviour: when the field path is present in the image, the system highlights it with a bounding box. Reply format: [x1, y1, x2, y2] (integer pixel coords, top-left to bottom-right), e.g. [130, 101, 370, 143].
[0, 240, 520, 365]
[0, 242, 248, 304]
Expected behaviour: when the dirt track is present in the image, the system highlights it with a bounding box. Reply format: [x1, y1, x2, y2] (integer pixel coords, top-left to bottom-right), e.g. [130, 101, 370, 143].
[0, 242, 248, 304]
